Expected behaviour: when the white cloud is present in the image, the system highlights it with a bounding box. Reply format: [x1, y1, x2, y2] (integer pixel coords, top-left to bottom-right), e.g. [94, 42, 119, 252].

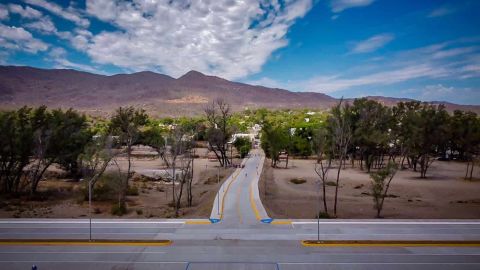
[0, 23, 48, 53]
[25, 16, 56, 34]
[48, 47, 66, 58]
[406, 84, 480, 104]
[52, 58, 101, 74]
[47, 46, 103, 74]
[84, 0, 313, 79]
[245, 77, 288, 89]
[431, 46, 478, 59]
[351, 33, 394, 54]
[300, 64, 448, 93]
[24, 0, 89, 27]
[331, 0, 375, 13]
[248, 39, 480, 94]
[8, 4, 42, 19]
[0, 5, 10, 20]
[428, 6, 455, 18]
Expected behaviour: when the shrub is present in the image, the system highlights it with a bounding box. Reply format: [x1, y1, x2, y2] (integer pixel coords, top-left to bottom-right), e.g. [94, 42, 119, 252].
[111, 203, 127, 216]
[316, 212, 331, 219]
[290, 178, 307, 184]
[326, 181, 337, 186]
[126, 185, 139, 196]
[136, 209, 143, 215]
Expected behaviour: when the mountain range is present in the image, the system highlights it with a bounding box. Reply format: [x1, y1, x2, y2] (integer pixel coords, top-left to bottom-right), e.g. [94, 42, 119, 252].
[0, 65, 478, 116]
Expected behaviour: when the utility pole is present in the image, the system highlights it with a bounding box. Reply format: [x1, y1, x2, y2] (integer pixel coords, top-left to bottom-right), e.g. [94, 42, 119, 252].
[88, 179, 93, 241]
[317, 178, 320, 241]
[217, 166, 220, 215]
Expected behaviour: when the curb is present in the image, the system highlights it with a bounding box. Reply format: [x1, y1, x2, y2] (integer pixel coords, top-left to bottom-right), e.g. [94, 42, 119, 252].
[301, 240, 480, 247]
[0, 239, 173, 246]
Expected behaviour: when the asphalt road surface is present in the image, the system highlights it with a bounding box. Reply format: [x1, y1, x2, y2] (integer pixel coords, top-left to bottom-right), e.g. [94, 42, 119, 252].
[1, 149, 479, 269]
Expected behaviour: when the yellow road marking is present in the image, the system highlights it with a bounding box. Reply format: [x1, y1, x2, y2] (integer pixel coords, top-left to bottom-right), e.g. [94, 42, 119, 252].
[0, 240, 172, 246]
[185, 220, 211, 225]
[271, 220, 292, 225]
[249, 182, 261, 220]
[219, 169, 240, 219]
[301, 240, 480, 247]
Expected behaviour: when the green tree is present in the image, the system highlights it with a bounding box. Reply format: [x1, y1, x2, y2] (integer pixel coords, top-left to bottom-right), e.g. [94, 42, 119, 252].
[51, 109, 92, 179]
[0, 107, 34, 194]
[351, 98, 392, 172]
[261, 122, 288, 167]
[233, 137, 252, 158]
[370, 162, 398, 218]
[109, 106, 148, 205]
[450, 110, 480, 180]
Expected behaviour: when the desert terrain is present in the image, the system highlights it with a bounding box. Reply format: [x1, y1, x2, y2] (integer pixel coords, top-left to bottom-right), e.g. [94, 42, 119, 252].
[259, 158, 480, 219]
[0, 147, 238, 219]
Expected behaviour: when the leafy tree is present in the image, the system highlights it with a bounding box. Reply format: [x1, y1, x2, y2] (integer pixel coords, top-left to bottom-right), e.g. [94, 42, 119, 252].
[0, 107, 34, 194]
[233, 137, 252, 158]
[141, 126, 165, 154]
[291, 134, 311, 158]
[28, 106, 55, 194]
[351, 98, 392, 172]
[450, 110, 480, 180]
[408, 103, 449, 178]
[261, 122, 288, 167]
[370, 162, 398, 218]
[109, 106, 148, 205]
[50, 109, 92, 179]
[79, 134, 119, 191]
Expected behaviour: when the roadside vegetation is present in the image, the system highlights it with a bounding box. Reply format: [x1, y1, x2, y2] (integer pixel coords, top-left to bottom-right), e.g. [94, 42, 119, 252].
[259, 99, 480, 218]
[1, 98, 479, 218]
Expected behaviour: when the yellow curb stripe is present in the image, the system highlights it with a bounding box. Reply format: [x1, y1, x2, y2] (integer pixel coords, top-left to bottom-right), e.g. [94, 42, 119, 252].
[271, 220, 292, 225]
[185, 220, 211, 225]
[0, 240, 172, 246]
[219, 169, 240, 219]
[301, 240, 480, 247]
[249, 182, 261, 220]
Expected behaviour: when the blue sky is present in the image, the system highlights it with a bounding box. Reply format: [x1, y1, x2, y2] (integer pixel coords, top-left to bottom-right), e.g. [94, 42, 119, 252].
[0, 0, 479, 104]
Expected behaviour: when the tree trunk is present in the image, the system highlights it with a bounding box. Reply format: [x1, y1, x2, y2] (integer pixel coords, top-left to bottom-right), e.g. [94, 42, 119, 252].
[465, 161, 470, 180]
[469, 160, 474, 180]
[333, 158, 342, 217]
[285, 153, 289, 169]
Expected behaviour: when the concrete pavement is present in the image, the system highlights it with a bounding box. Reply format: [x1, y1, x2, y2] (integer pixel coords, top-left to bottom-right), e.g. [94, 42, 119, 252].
[210, 148, 269, 226]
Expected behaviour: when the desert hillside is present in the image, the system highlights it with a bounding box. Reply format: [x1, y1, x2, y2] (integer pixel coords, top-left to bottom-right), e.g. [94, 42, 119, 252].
[1, 66, 478, 116]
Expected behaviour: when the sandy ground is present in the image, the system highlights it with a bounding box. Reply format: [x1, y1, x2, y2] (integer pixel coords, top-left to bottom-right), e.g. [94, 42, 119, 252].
[259, 158, 480, 219]
[0, 147, 239, 219]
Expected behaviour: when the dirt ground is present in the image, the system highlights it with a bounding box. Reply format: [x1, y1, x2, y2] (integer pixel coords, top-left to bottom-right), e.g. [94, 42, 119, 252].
[0, 147, 239, 219]
[259, 158, 480, 219]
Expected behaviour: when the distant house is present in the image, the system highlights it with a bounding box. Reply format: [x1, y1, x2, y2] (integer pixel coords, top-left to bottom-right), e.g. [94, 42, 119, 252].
[229, 133, 255, 144]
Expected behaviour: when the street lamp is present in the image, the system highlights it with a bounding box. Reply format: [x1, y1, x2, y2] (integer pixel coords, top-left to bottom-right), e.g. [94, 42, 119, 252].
[88, 178, 94, 241]
[217, 166, 220, 215]
[308, 135, 320, 241]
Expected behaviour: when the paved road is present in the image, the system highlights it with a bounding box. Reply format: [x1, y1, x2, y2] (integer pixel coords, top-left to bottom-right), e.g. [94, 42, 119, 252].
[210, 148, 268, 227]
[1, 149, 480, 269]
